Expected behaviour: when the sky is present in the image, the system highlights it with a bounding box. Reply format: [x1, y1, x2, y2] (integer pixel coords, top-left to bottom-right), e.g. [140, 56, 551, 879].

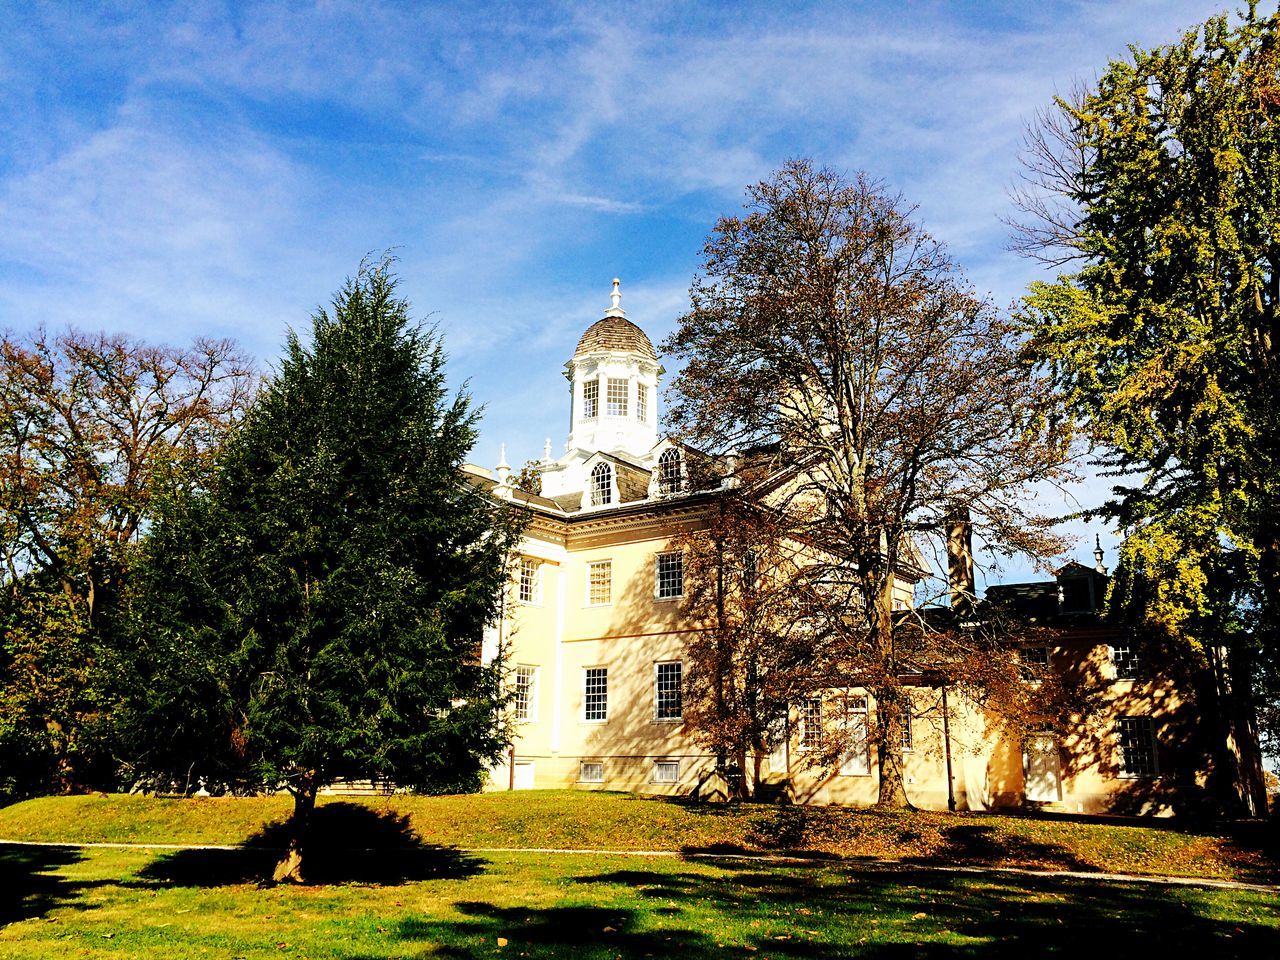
[0, 0, 1236, 585]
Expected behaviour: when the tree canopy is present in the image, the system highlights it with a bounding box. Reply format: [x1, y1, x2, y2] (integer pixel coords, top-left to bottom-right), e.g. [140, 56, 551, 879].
[1015, 7, 1277, 809]
[129, 258, 521, 879]
[663, 161, 1073, 806]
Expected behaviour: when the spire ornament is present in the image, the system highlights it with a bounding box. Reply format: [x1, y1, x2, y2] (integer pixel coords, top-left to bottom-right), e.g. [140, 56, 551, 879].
[604, 277, 626, 318]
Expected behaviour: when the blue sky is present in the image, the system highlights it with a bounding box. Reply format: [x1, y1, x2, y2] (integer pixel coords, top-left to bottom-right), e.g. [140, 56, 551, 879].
[0, 1, 1233, 583]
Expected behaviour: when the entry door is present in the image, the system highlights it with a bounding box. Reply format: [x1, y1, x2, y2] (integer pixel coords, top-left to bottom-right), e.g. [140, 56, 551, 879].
[1024, 735, 1062, 802]
[513, 761, 536, 790]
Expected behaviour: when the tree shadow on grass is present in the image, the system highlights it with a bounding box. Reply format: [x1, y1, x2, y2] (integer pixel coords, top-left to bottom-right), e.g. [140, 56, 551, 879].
[336, 860, 1278, 959]
[136, 802, 484, 887]
[0, 843, 101, 925]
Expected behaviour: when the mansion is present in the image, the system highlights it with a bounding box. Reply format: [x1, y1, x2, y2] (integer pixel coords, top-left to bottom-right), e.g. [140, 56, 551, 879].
[466, 281, 1257, 816]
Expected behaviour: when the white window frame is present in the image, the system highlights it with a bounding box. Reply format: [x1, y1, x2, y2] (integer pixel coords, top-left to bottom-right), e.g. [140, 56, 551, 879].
[654, 661, 683, 721]
[590, 461, 613, 506]
[606, 377, 628, 417]
[652, 760, 680, 784]
[578, 760, 604, 783]
[655, 551, 684, 600]
[1116, 716, 1158, 778]
[657, 448, 683, 494]
[798, 696, 823, 752]
[586, 559, 612, 607]
[900, 707, 913, 753]
[583, 666, 608, 722]
[838, 696, 871, 776]
[582, 379, 599, 419]
[637, 382, 648, 422]
[517, 558, 541, 605]
[1111, 643, 1140, 681]
[514, 665, 538, 722]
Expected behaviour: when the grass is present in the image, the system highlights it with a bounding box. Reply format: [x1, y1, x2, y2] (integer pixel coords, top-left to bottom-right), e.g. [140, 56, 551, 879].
[2, 844, 1278, 959]
[0, 790, 1275, 883]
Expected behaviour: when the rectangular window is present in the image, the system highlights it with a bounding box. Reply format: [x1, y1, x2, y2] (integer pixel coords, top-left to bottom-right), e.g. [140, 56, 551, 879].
[838, 697, 870, 775]
[799, 696, 823, 751]
[637, 383, 648, 422]
[653, 760, 680, 783]
[1116, 716, 1157, 777]
[743, 550, 758, 594]
[606, 378, 628, 417]
[583, 379, 598, 419]
[1022, 646, 1049, 668]
[579, 761, 604, 783]
[518, 558, 540, 605]
[584, 667, 608, 721]
[587, 560, 612, 606]
[655, 661, 683, 720]
[514, 665, 537, 721]
[656, 551, 684, 599]
[1112, 644, 1141, 681]
[901, 711, 913, 752]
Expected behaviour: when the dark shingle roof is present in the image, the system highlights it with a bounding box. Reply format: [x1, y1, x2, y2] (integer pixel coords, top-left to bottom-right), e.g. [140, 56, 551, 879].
[574, 316, 657, 359]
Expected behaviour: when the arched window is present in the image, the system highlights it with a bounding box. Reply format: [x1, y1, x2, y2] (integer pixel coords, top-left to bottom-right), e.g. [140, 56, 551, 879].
[590, 462, 613, 506]
[658, 448, 683, 494]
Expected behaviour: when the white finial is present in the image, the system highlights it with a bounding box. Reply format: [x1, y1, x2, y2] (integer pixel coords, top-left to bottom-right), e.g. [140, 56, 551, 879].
[1094, 534, 1106, 574]
[543, 437, 553, 462]
[494, 444, 512, 498]
[605, 277, 625, 317]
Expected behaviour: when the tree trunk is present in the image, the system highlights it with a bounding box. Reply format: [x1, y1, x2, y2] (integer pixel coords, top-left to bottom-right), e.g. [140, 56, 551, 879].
[273, 775, 318, 883]
[875, 687, 912, 808]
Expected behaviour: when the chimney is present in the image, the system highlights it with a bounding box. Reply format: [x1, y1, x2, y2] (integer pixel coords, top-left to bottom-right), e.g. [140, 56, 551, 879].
[946, 508, 975, 620]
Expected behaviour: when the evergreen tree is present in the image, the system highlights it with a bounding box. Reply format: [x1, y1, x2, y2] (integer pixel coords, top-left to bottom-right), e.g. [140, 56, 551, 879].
[130, 258, 520, 881]
[1014, 8, 1277, 812]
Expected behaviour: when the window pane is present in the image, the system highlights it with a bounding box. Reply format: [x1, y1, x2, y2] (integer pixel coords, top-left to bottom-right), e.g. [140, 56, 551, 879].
[1112, 644, 1140, 680]
[584, 667, 608, 721]
[515, 665, 536, 721]
[655, 661, 683, 720]
[588, 560, 612, 605]
[590, 462, 612, 506]
[658, 449, 682, 493]
[653, 760, 679, 783]
[799, 697, 823, 750]
[583, 379, 598, 419]
[606, 378, 628, 417]
[579, 761, 603, 783]
[1117, 716, 1156, 777]
[656, 552, 683, 599]
[637, 383, 648, 422]
[518, 558, 538, 604]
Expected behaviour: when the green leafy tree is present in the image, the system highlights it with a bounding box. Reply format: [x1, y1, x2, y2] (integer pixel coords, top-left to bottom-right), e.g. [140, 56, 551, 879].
[0, 329, 253, 796]
[129, 258, 521, 880]
[1015, 7, 1277, 811]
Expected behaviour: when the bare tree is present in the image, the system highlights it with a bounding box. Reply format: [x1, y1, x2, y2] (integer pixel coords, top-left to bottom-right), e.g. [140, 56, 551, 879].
[663, 161, 1074, 807]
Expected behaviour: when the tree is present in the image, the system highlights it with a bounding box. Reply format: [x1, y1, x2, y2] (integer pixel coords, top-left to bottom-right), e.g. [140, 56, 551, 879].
[675, 490, 821, 798]
[0, 329, 253, 796]
[663, 161, 1073, 807]
[130, 258, 521, 880]
[1014, 8, 1277, 812]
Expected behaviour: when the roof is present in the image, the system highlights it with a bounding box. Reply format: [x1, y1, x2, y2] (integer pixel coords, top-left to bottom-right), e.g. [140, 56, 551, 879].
[573, 316, 657, 360]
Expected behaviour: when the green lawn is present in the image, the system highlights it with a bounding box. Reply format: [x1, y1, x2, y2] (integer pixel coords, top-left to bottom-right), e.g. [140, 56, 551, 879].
[0, 790, 1275, 883]
[2, 844, 1278, 959]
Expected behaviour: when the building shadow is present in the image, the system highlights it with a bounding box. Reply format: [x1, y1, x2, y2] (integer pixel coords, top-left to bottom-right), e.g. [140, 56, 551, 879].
[136, 802, 484, 886]
[0, 843, 100, 925]
[339, 861, 1277, 959]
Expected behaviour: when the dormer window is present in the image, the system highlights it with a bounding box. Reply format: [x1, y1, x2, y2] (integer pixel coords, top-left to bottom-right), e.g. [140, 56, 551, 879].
[606, 378, 628, 417]
[658, 448, 683, 494]
[583, 380, 599, 419]
[590, 462, 613, 506]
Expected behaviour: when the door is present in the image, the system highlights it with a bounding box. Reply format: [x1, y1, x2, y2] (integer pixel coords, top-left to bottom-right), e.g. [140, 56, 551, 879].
[1024, 734, 1061, 802]
[513, 761, 536, 790]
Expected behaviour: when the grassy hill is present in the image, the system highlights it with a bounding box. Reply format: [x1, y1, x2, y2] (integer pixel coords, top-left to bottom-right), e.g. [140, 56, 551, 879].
[1, 790, 1273, 883]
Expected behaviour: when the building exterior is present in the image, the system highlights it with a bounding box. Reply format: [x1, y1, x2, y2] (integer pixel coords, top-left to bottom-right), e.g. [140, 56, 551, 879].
[470, 281, 1258, 816]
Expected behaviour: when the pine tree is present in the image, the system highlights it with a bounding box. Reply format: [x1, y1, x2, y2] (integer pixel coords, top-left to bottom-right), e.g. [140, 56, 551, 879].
[129, 257, 520, 881]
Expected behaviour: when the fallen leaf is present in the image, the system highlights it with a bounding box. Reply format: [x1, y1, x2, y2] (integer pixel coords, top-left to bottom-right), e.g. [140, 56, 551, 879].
[912, 913, 928, 920]
[497, 937, 509, 947]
